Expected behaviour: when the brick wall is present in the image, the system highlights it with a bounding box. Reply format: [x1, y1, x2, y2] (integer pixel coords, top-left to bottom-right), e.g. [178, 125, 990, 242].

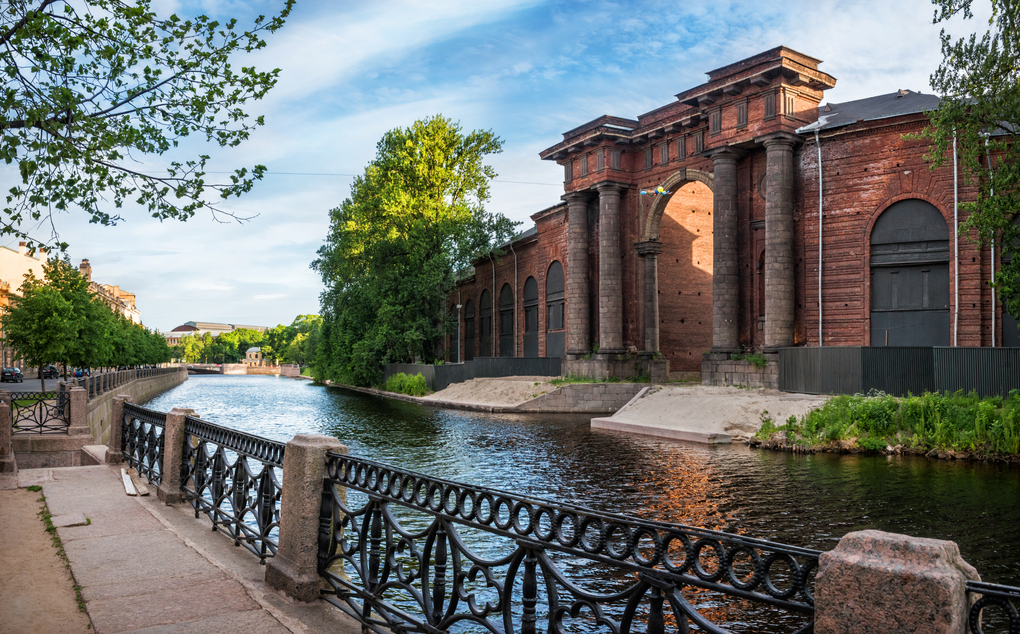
[702, 352, 779, 389]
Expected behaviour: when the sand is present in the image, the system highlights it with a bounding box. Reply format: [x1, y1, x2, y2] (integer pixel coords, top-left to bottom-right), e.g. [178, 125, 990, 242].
[423, 376, 556, 407]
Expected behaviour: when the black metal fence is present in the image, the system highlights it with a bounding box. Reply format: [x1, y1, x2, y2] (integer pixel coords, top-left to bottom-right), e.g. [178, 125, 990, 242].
[779, 347, 1020, 397]
[967, 580, 1020, 634]
[181, 415, 285, 563]
[318, 452, 820, 634]
[10, 390, 68, 434]
[122, 403, 166, 484]
[76, 367, 181, 400]
[384, 357, 562, 392]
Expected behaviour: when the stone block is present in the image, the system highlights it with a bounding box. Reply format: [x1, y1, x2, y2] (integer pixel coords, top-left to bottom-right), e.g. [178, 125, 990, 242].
[815, 530, 979, 634]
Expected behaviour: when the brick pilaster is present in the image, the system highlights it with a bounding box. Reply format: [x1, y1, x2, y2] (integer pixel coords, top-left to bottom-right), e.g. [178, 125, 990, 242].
[636, 240, 663, 353]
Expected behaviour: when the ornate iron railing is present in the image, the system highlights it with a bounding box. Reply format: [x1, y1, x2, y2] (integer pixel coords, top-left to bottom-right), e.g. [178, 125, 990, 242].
[122, 403, 166, 484]
[319, 452, 819, 634]
[10, 391, 69, 434]
[182, 415, 285, 563]
[968, 580, 1020, 634]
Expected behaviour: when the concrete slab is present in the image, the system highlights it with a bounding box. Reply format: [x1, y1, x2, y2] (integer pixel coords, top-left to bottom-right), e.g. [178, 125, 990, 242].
[51, 512, 88, 528]
[64, 530, 221, 588]
[0, 473, 16, 490]
[590, 384, 829, 444]
[57, 507, 163, 543]
[120, 608, 290, 634]
[17, 467, 52, 487]
[83, 445, 109, 464]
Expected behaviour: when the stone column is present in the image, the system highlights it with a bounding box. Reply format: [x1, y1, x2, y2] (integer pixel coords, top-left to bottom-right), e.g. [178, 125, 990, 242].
[0, 390, 14, 474]
[156, 408, 187, 505]
[635, 241, 663, 353]
[763, 134, 797, 350]
[597, 183, 625, 354]
[815, 530, 979, 634]
[107, 395, 130, 464]
[711, 148, 741, 352]
[565, 192, 591, 356]
[266, 433, 348, 602]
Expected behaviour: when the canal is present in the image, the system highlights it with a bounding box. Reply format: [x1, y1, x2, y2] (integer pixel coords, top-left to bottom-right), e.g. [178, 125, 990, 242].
[147, 375, 1020, 585]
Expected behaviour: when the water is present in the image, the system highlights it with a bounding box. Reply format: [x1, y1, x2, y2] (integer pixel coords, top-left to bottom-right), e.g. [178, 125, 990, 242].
[147, 375, 1020, 625]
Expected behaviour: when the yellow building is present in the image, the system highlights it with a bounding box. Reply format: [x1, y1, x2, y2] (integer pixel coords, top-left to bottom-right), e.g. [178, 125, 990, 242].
[243, 347, 264, 367]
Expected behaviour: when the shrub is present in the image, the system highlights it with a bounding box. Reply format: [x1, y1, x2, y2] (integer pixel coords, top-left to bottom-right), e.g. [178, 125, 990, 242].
[384, 372, 429, 397]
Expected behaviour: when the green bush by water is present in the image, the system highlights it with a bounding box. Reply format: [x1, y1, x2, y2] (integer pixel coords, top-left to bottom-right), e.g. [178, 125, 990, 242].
[384, 372, 430, 397]
[756, 390, 1020, 456]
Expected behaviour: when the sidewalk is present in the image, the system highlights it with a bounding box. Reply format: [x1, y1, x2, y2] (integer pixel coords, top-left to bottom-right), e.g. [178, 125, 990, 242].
[4, 464, 361, 634]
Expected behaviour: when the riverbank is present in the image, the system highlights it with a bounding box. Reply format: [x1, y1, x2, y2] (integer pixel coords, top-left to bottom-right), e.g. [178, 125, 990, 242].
[750, 391, 1020, 463]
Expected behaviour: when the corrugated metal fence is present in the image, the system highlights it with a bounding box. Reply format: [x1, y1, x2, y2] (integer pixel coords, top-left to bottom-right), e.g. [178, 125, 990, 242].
[780, 347, 1020, 397]
[384, 357, 562, 392]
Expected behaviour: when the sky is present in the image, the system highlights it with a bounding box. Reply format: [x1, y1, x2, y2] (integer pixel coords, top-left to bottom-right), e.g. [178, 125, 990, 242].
[2, 0, 991, 333]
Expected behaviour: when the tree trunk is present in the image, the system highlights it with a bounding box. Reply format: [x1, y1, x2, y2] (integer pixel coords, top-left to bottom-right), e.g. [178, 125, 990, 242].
[39, 363, 45, 392]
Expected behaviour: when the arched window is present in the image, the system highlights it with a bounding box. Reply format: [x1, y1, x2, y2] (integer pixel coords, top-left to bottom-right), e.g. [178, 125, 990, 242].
[479, 289, 492, 357]
[870, 199, 950, 346]
[449, 304, 460, 362]
[546, 261, 565, 358]
[523, 276, 539, 357]
[499, 283, 515, 357]
[463, 299, 475, 361]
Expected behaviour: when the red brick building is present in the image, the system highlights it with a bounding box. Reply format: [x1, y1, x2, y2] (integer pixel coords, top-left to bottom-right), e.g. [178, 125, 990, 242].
[450, 47, 1014, 379]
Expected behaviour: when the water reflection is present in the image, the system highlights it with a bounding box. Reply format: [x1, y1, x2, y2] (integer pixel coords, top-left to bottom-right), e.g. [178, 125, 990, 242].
[146, 375, 1020, 586]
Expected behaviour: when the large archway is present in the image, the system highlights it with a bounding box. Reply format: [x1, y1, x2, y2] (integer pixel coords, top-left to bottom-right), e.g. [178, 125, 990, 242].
[870, 199, 950, 346]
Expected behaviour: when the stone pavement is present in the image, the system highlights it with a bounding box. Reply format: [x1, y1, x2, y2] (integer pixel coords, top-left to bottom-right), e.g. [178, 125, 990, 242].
[7, 464, 361, 634]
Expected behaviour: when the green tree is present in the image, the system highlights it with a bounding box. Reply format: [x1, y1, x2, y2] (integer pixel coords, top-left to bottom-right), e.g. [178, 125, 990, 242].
[261, 323, 295, 364]
[2, 272, 76, 390]
[0, 0, 293, 247]
[926, 0, 1020, 320]
[312, 116, 518, 386]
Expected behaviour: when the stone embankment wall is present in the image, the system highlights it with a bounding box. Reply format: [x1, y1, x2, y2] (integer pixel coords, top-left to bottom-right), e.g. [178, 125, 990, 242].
[516, 383, 646, 413]
[87, 369, 188, 444]
[702, 352, 779, 389]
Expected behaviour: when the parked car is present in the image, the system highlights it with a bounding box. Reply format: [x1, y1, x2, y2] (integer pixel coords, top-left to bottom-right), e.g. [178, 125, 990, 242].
[42, 365, 59, 379]
[1, 367, 24, 383]
[74, 368, 90, 378]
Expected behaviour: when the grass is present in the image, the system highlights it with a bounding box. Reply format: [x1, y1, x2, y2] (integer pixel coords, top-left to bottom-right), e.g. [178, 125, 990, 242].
[549, 374, 650, 386]
[754, 390, 1020, 460]
[384, 372, 430, 397]
[34, 489, 89, 615]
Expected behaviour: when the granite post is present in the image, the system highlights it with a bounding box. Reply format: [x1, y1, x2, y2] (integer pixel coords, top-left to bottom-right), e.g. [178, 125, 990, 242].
[266, 433, 348, 602]
[815, 530, 980, 634]
[107, 394, 130, 464]
[0, 390, 14, 474]
[635, 240, 663, 353]
[156, 408, 187, 504]
[597, 183, 625, 353]
[67, 387, 88, 436]
[761, 133, 798, 350]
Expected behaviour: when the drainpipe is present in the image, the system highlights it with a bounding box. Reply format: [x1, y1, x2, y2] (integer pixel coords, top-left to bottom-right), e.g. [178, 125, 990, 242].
[510, 242, 518, 357]
[457, 289, 462, 363]
[984, 135, 996, 347]
[953, 129, 959, 347]
[488, 252, 496, 357]
[815, 130, 824, 347]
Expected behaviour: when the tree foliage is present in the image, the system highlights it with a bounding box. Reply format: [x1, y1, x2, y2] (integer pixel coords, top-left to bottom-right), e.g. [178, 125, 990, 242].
[2, 258, 170, 385]
[171, 315, 320, 365]
[926, 0, 1020, 319]
[312, 115, 519, 386]
[0, 0, 293, 247]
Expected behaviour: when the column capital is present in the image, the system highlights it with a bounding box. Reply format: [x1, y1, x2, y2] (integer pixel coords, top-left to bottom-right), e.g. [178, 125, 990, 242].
[756, 131, 802, 149]
[708, 146, 744, 164]
[593, 180, 630, 194]
[634, 240, 663, 256]
[561, 190, 592, 204]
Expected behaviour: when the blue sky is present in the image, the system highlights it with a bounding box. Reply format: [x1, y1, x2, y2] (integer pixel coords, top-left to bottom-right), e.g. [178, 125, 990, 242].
[6, 0, 988, 332]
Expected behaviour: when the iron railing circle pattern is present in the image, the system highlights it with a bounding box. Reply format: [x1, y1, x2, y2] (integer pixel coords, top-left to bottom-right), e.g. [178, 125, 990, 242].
[10, 390, 69, 434]
[184, 416, 285, 467]
[968, 580, 1020, 634]
[182, 415, 284, 562]
[121, 403, 166, 485]
[319, 451, 822, 634]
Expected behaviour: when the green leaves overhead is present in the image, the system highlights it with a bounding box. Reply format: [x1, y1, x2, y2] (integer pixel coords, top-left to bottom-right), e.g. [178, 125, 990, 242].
[0, 0, 293, 248]
[926, 0, 1020, 319]
[313, 116, 519, 387]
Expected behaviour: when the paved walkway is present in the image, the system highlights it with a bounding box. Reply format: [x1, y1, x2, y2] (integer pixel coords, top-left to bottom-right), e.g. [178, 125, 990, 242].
[4, 465, 360, 634]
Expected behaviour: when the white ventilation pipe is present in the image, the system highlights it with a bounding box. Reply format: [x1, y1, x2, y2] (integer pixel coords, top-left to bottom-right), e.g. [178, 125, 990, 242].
[984, 135, 996, 347]
[953, 129, 959, 347]
[510, 242, 518, 357]
[815, 129, 824, 346]
[489, 252, 497, 357]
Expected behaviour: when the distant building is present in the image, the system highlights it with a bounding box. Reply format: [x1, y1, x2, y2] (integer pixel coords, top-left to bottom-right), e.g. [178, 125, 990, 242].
[244, 346, 263, 367]
[164, 321, 268, 346]
[79, 259, 141, 324]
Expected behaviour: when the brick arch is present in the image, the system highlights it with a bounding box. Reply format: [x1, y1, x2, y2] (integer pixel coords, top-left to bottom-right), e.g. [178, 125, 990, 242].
[641, 168, 715, 242]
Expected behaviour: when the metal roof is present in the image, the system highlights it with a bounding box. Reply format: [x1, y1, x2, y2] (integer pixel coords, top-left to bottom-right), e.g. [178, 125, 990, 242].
[797, 90, 942, 134]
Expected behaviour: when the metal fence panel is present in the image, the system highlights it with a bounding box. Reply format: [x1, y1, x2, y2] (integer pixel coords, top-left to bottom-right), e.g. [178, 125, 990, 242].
[934, 347, 1020, 397]
[861, 347, 934, 396]
[779, 347, 863, 395]
[383, 357, 561, 392]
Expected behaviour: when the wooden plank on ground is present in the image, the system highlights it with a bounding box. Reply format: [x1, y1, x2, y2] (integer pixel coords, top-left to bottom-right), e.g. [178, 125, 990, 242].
[121, 468, 138, 496]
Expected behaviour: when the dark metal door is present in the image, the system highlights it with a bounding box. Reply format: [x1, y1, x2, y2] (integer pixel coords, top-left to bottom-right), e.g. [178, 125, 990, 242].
[479, 290, 492, 357]
[546, 262, 565, 358]
[523, 276, 539, 357]
[464, 300, 475, 361]
[499, 284, 514, 357]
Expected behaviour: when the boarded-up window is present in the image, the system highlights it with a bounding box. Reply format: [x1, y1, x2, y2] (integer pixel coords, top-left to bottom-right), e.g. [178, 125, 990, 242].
[659, 143, 669, 164]
[785, 94, 796, 119]
[523, 277, 539, 357]
[597, 148, 605, 171]
[579, 155, 588, 177]
[463, 299, 475, 361]
[694, 131, 704, 154]
[710, 109, 721, 135]
[737, 101, 748, 128]
[677, 136, 686, 159]
[644, 147, 653, 170]
[764, 91, 776, 120]
[546, 261, 565, 358]
[499, 283, 514, 357]
[611, 149, 622, 170]
[479, 289, 492, 357]
[870, 199, 950, 347]
[564, 162, 572, 182]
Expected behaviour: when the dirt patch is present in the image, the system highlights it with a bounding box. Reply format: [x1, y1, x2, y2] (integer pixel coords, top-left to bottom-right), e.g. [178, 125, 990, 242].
[0, 488, 92, 633]
[424, 376, 556, 407]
